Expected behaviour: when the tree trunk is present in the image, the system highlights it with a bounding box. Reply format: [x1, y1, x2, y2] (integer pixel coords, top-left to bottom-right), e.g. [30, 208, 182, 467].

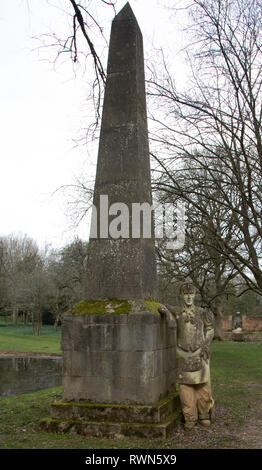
[32, 311, 42, 336]
[12, 308, 18, 324]
[24, 311, 29, 325]
[213, 301, 224, 340]
[53, 312, 61, 332]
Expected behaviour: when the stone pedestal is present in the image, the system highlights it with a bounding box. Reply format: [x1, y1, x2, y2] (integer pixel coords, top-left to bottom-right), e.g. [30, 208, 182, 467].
[42, 392, 180, 439]
[62, 311, 176, 404]
[40, 309, 180, 438]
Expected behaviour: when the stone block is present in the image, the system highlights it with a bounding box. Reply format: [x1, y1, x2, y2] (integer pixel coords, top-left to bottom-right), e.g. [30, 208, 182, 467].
[127, 311, 160, 325]
[41, 390, 181, 439]
[61, 316, 74, 351]
[40, 414, 178, 439]
[61, 311, 177, 405]
[63, 314, 162, 352]
[62, 350, 72, 376]
[167, 346, 177, 371]
[167, 369, 177, 390]
[166, 326, 176, 347]
[50, 392, 180, 425]
[87, 314, 129, 325]
[62, 371, 173, 405]
[68, 349, 155, 380]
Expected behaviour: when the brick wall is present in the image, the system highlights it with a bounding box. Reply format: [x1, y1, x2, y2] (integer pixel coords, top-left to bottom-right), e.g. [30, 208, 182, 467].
[242, 316, 262, 331]
[221, 315, 232, 331]
[222, 315, 262, 331]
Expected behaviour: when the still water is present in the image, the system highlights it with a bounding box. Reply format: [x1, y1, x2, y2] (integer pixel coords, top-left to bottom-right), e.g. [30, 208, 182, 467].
[0, 355, 62, 397]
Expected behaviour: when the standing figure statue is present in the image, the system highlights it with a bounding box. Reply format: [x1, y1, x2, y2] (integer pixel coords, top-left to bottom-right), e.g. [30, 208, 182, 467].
[159, 282, 215, 431]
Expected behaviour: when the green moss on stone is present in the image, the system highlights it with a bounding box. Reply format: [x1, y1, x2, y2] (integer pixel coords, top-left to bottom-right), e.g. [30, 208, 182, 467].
[72, 299, 132, 315]
[52, 391, 179, 411]
[69, 298, 162, 316]
[53, 401, 152, 410]
[144, 299, 162, 315]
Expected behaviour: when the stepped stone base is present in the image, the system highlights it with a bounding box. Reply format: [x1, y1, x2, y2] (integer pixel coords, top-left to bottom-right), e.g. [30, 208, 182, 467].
[40, 392, 180, 439]
[40, 308, 180, 439]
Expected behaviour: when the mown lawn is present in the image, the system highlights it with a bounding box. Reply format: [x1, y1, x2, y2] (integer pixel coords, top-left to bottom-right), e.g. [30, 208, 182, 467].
[211, 341, 262, 423]
[0, 322, 61, 355]
[0, 339, 261, 449]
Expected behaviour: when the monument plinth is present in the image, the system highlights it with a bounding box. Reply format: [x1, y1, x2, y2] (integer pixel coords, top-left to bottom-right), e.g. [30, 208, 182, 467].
[41, 3, 179, 439]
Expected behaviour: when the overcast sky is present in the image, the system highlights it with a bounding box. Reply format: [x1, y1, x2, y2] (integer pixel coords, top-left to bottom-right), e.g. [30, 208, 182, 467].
[0, 0, 184, 250]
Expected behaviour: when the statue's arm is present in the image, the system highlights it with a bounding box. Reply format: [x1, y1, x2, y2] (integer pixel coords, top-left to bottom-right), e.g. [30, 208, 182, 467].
[200, 309, 214, 361]
[158, 304, 177, 329]
[203, 309, 215, 346]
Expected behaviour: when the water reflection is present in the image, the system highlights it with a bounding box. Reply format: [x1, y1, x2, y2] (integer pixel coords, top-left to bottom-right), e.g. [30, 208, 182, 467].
[0, 355, 62, 397]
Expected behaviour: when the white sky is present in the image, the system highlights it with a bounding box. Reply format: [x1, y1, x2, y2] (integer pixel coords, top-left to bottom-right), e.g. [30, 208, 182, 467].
[0, 0, 186, 250]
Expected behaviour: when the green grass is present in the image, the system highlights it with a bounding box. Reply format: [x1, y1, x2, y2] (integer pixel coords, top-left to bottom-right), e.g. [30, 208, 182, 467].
[0, 387, 157, 449]
[0, 323, 61, 354]
[210, 341, 262, 424]
[0, 330, 262, 448]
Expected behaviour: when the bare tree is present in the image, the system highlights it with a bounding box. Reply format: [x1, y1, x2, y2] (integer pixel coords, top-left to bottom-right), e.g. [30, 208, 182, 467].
[148, 0, 262, 294]
[46, 238, 88, 328]
[33, 0, 117, 135]
[154, 158, 243, 338]
[0, 234, 49, 334]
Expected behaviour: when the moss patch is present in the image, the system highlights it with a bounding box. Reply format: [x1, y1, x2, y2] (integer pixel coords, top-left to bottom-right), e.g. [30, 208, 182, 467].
[145, 299, 162, 315]
[69, 299, 162, 315]
[71, 299, 132, 315]
[52, 390, 178, 410]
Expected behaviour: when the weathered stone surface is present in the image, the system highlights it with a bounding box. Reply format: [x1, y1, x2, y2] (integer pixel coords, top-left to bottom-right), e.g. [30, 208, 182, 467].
[41, 391, 180, 439]
[160, 281, 214, 431]
[61, 312, 177, 405]
[231, 331, 245, 342]
[50, 392, 180, 424]
[63, 313, 160, 352]
[62, 372, 175, 405]
[66, 350, 154, 379]
[85, 2, 156, 300]
[40, 414, 178, 439]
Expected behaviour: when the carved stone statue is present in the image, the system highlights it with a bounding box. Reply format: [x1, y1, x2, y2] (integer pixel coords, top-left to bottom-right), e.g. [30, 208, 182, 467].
[159, 282, 215, 431]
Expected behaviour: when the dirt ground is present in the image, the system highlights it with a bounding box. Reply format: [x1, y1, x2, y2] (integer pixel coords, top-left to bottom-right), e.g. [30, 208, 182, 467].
[161, 389, 262, 449]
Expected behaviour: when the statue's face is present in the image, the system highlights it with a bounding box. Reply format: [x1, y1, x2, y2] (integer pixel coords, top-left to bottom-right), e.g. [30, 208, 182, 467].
[182, 292, 195, 307]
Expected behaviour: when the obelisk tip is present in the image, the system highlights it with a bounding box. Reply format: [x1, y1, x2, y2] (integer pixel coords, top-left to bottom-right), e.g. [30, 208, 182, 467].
[115, 2, 136, 21]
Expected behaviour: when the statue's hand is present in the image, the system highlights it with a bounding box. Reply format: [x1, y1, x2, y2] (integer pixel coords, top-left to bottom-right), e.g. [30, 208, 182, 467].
[158, 305, 168, 316]
[201, 345, 210, 361]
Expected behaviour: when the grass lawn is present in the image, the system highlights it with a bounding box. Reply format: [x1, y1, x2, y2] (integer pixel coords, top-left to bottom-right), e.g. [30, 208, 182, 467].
[0, 322, 61, 355]
[211, 341, 262, 419]
[0, 337, 262, 449]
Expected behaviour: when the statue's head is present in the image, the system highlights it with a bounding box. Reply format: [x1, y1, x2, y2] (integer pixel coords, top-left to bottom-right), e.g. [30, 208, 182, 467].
[180, 282, 196, 307]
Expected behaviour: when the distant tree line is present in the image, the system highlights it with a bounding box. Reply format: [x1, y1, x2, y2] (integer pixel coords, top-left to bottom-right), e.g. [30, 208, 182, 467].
[0, 231, 261, 338]
[0, 234, 88, 335]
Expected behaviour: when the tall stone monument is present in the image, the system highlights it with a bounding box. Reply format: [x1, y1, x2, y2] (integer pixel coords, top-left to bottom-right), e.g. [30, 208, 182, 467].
[86, 1, 156, 300]
[41, 3, 179, 439]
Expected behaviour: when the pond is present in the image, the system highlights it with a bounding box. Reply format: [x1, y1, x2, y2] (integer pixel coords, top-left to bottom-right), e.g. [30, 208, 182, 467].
[0, 355, 62, 397]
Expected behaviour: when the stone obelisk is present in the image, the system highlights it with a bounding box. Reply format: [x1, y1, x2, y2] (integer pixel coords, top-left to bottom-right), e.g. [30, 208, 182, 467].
[41, 3, 179, 439]
[86, 2, 156, 300]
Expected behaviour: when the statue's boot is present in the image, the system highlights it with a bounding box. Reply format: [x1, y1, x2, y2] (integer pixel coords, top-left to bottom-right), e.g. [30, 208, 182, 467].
[199, 419, 211, 427]
[184, 418, 197, 431]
